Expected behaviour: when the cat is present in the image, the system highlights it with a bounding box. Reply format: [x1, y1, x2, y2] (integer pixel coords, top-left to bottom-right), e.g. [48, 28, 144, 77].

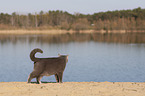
[27, 48, 68, 84]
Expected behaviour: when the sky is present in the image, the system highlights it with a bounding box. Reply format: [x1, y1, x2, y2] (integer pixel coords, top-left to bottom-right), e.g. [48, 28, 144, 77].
[0, 0, 145, 15]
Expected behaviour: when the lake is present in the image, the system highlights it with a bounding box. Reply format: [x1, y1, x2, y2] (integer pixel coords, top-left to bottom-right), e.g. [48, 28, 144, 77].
[0, 33, 145, 82]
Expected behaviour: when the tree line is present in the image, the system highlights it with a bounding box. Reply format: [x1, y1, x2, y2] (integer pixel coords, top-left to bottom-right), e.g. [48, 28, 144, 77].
[0, 7, 145, 31]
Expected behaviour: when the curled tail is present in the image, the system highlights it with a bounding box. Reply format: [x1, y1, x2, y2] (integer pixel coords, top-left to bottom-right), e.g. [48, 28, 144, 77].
[30, 48, 43, 62]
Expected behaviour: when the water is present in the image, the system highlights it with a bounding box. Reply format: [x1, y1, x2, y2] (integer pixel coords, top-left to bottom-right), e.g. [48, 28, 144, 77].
[0, 34, 145, 82]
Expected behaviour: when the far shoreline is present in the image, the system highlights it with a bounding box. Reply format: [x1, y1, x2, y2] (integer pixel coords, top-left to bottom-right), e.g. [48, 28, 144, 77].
[0, 29, 145, 35]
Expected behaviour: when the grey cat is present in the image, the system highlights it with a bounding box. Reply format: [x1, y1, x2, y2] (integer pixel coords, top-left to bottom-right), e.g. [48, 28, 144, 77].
[27, 48, 68, 84]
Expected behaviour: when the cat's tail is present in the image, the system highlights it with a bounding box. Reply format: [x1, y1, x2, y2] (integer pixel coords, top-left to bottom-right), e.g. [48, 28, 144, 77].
[30, 48, 43, 62]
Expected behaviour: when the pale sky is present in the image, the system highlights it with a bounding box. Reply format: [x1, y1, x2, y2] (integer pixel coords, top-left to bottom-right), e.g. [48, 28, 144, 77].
[0, 0, 145, 14]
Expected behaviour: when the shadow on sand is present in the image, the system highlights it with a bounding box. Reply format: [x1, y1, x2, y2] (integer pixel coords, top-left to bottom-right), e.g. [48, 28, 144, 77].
[30, 81, 57, 84]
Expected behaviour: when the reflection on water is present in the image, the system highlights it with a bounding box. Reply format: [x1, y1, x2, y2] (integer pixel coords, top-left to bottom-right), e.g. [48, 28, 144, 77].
[0, 33, 145, 44]
[0, 33, 145, 82]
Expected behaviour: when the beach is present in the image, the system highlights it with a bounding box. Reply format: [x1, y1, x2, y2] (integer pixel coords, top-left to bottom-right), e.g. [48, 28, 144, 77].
[0, 29, 145, 35]
[0, 82, 145, 96]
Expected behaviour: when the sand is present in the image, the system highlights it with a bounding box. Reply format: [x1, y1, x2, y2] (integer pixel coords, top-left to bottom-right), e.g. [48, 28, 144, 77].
[0, 82, 145, 96]
[0, 29, 145, 35]
[0, 30, 71, 35]
[0, 29, 97, 35]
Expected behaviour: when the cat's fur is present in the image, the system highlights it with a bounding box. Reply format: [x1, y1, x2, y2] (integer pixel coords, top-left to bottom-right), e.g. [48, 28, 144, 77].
[27, 48, 68, 84]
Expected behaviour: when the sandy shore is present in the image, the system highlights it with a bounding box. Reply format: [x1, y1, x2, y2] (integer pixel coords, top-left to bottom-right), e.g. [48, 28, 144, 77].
[0, 29, 145, 35]
[0, 29, 97, 35]
[0, 82, 145, 96]
[0, 30, 72, 35]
